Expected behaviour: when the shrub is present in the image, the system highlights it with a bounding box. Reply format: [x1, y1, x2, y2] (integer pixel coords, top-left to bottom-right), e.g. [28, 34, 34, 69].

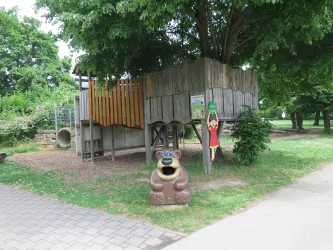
[231, 107, 272, 165]
[0, 116, 36, 147]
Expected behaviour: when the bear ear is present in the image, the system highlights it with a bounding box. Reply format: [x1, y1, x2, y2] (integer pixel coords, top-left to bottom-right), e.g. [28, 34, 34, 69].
[155, 151, 164, 160]
[173, 150, 181, 159]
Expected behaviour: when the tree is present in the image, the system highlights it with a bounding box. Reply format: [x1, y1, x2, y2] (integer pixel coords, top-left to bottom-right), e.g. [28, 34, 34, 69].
[257, 30, 333, 132]
[0, 8, 74, 95]
[36, 0, 333, 79]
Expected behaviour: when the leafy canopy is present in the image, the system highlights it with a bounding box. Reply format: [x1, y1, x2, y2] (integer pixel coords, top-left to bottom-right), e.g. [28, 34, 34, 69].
[36, 0, 333, 79]
[0, 8, 74, 95]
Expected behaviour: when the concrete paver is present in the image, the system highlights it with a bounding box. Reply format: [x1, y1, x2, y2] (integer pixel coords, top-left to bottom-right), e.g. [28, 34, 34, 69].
[163, 163, 333, 250]
[0, 185, 184, 250]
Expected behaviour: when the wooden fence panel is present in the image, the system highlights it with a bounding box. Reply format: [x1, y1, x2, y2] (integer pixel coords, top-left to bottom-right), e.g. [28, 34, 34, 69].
[88, 78, 144, 128]
[222, 88, 233, 120]
[138, 79, 144, 128]
[102, 84, 106, 126]
[121, 80, 126, 125]
[129, 79, 135, 127]
[134, 79, 140, 126]
[125, 79, 131, 126]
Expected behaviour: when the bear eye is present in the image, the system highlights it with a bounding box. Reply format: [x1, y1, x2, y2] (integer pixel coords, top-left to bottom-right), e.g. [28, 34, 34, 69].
[163, 153, 168, 157]
[168, 152, 173, 157]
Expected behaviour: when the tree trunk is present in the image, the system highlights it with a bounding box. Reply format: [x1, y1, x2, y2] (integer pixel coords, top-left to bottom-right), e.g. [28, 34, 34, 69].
[290, 112, 296, 129]
[296, 111, 303, 130]
[313, 111, 320, 126]
[195, 1, 210, 57]
[323, 110, 331, 132]
[222, 4, 253, 64]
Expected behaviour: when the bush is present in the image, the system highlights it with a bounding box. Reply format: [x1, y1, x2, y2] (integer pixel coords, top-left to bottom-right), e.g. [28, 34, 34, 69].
[0, 116, 36, 147]
[34, 107, 54, 130]
[231, 107, 272, 165]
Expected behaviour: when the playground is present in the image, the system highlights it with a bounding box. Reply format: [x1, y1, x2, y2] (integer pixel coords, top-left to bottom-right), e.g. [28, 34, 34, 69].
[3, 127, 332, 233]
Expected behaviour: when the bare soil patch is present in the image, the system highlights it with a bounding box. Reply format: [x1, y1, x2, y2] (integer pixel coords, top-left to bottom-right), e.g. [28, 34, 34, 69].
[270, 129, 322, 141]
[192, 179, 247, 192]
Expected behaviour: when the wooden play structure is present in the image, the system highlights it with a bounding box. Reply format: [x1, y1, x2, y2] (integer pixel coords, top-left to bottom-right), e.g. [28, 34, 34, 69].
[75, 57, 258, 174]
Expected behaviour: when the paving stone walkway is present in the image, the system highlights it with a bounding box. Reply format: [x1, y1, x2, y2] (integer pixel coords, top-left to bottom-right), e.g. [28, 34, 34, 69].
[0, 185, 184, 250]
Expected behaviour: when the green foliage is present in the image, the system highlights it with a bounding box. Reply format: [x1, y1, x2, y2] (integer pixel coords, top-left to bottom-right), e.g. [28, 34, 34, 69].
[0, 82, 77, 146]
[0, 8, 74, 95]
[36, 0, 333, 78]
[0, 116, 36, 147]
[182, 125, 194, 139]
[231, 108, 272, 165]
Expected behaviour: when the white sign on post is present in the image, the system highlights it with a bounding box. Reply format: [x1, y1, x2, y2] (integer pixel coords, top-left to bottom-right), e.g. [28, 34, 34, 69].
[191, 95, 205, 120]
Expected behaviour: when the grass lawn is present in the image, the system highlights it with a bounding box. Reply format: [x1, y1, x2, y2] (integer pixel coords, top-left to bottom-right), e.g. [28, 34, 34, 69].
[0, 143, 39, 156]
[271, 119, 333, 129]
[1, 133, 333, 233]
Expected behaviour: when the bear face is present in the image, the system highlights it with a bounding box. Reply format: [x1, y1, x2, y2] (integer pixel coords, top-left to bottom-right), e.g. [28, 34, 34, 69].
[155, 150, 181, 181]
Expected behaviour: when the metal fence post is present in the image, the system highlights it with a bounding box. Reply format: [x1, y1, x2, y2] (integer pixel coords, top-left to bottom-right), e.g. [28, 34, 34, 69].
[68, 108, 73, 148]
[54, 107, 58, 146]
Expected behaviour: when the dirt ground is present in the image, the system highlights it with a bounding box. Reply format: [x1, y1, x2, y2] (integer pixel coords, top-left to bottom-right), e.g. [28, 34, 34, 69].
[9, 144, 211, 181]
[8, 129, 322, 185]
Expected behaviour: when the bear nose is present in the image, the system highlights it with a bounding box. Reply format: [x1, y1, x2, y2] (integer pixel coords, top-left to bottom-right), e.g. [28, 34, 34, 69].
[162, 158, 173, 165]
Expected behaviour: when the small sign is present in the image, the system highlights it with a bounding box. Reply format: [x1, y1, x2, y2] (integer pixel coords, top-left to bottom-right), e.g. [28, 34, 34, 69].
[191, 95, 205, 120]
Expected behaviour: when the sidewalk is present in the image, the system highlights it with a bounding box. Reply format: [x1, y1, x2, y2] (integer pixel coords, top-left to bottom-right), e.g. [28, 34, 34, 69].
[163, 163, 333, 250]
[0, 185, 184, 250]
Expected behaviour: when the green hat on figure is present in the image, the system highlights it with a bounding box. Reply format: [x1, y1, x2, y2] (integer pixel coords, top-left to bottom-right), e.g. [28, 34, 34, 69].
[208, 101, 217, 115]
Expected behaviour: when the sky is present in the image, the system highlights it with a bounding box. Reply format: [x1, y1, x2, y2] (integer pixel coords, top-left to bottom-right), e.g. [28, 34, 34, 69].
[0, 0, 82, 64]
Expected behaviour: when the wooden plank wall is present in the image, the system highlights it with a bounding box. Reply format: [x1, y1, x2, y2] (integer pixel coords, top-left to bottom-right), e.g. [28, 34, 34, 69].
[79, 90, 89, 121]
[86, 78, 144, 129]
[144, 57, 258, 124]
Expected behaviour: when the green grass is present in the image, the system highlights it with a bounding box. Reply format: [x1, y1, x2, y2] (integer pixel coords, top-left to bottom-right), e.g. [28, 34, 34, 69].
[271, 119, 333, 129]
[1, 134, 333, 232]
[0, 143, 39, 156]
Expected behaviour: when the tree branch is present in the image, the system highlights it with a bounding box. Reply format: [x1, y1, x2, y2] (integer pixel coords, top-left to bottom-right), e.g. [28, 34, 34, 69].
[235, 35, 254, 49]
[206, 0, 218, 59]
[222, 3, 235, 62]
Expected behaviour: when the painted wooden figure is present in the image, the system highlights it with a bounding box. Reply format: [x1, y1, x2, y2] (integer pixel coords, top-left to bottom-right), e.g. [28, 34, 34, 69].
[207, 101, 219, 162]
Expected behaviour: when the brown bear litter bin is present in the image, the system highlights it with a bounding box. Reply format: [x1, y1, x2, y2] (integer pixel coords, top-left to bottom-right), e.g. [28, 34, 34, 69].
[150, 150, 191, 205]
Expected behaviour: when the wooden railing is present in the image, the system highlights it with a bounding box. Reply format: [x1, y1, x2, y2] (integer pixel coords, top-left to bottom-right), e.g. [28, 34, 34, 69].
[88, 78, 144, 129]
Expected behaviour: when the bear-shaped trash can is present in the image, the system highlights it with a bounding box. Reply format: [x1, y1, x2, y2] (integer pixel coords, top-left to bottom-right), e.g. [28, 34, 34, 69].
[150, 150, 191, 205]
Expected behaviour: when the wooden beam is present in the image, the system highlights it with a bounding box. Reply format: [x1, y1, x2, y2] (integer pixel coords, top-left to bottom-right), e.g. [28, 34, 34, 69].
[153, 128, 163, 143]
[145, 124, 153, 165]
[218, 121, 226, 141]
[89, 120, 94, 168]
[111, 126, 115, 162]
[151, 127, 165, 152]
[172, 125, 179, 150]
[201, 119, 212, 175]
[192, 124, 202, 144]
[80, 120, 85, 160]
[163, 125, 168, 148]
[79, 73, 82, 92]
[100, 125, 104, 156]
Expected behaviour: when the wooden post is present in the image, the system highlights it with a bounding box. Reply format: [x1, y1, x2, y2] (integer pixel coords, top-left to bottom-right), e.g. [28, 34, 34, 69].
[111, 126, 115, 162]
[100, 125, 104, 156]
[172, 125, 179, 150]
[192, 124, 202, 144]
[218, 121, 226, 141]
[163, 125, 168, 148]
[151, 127, 165, 152]
[79, 73, 82, 91]
[89, 120, 94, 168]
[201, 119, 212, 175]
[145, 123, 152, 165]
[151, 126, 155, 145]
[80, 121, 85, 160]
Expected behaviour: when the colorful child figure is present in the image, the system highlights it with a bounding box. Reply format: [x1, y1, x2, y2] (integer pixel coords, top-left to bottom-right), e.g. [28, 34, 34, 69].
[207, 101, 219, 162]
